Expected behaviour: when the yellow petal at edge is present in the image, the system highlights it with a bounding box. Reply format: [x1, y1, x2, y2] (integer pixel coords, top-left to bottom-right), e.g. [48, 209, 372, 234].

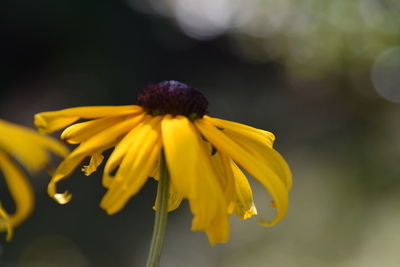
[208, 150, 236, 214]
[81, 153, 104, 176]
[0, 119, 69, 173]
[153, 182, 183, 212]
[194, 135, 230, 243]
[100, 116, 162, 214]
[231, 161, 257, 219]
[0, 151, 34, 238]
[161, 115, 199, 199]
[101, 114, 147, 188]
[0, 203, 13, 241]
[35, 105, 142, 134]
[195, 118, 289, 226]
[205, 116, 275, 148]
[162, 116, 228, 240]
[205, 116, 292, 190]
[205, 212, 230, 246]
[61, 115, 131, 144]
[48, 114, 143, 204]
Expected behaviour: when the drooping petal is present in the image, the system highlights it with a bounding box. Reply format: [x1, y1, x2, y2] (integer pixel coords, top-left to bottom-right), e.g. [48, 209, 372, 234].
[48, 115, 143, 204]
[209, 150, 236, 214]
[162, 115, 227, 232]
[205, 116, 275, 148]
[101, 114, 146, 188]
[161, 115, 199, 199]
[149, 161, 160, 181]
[153, 182, 184, 212]
[0, 120, 69, 173]
[205, 212, 230, 246]
[190, 136, 228, 234]
[0, 203, 12, 241]
[100, 117, 162, 214]
[150, 161, 183, 212]
[231, 161, 257, 219]
[81, 153, 104, 176]
[35, 105, 142, 134]
[195, 118, 290, 226]
[61, 115, 132, 144]
[0, 151, 34, 236]
[205, 116, 292, 189]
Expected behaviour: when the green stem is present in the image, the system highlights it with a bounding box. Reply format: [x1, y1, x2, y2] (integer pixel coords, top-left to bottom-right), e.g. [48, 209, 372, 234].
[146, 151, 170, 267]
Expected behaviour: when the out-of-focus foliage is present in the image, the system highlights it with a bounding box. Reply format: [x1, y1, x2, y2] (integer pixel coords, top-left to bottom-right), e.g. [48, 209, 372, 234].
[130, 0, 400, 77]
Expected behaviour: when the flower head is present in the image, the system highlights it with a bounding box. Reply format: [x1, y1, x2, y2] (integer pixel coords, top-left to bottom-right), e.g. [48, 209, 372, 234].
[0, 119, 68, 240]
[35, 81, 292, 245]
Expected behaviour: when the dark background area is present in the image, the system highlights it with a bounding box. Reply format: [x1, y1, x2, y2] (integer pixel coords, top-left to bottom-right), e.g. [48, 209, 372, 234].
[1, 0, 400, 266]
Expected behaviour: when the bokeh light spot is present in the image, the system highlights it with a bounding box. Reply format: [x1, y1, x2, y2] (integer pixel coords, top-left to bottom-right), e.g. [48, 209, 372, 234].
[372, 47, 400, 103]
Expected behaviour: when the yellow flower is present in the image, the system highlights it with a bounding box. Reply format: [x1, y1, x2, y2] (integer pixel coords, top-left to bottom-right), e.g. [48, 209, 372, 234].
[34, 81, 292, 245]
[0, 119, 68, 240]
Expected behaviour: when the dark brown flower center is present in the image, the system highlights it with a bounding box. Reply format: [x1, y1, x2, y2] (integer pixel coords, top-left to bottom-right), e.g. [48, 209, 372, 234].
[137, 81, 208, 119]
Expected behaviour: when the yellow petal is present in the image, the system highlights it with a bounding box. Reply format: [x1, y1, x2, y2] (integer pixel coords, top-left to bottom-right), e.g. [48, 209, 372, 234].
[189, 141, 228, 233]
[195, 118, 289, 226]
[161, 115, 199, 198]
[205, 212, 230, 245]
[61, 115, 132, 144]
[149, 161, 160, 181]
[48, 115, 143, 204]
[162, 116, 227, 231]
[0, 203, 13, 241]
[35, 105, 142, 134]
[101, 114, 146, 188]
[0, 120, 68, 173]
[231, 161, 257, 219]
[205, 116, 292, 189]
[81, 153, 104, 176]
[100, 117, 162, 214]
[153, 182, 183, 212]
[0, 151, 34, 236]
[205, 116, 275, 148]
[209, 150, 236, 214]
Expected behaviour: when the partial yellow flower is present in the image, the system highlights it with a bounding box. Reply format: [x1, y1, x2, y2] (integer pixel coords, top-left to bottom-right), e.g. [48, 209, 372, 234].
[0, 119, 68, 240]
[34, 81, 292, 245]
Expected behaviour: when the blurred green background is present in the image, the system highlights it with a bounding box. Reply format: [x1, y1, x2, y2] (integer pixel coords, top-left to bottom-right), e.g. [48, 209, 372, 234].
[1, 0, 400, 266]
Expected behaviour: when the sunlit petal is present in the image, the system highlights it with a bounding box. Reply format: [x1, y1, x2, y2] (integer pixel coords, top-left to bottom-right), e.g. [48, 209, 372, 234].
[209, 150, 236, 214]
[162, 116, 227, 231]
[61, 115, 133, 144]
[35, 105, 142, 134]
[48, 115, 143, 204]
[153, 182, 184, 212]
[161, 115, 199, 198]
[205, 116, 292, 189]
[231, 161, 257, 219]
[205, 116, 275, 147]
[190, 137, 228, 236]
[102, 114, 146, 188]
[82, 153, 104, 176]
[195, 118, 289, 226]
[205, 212, 230, 246]
[100, 117, 162, 214]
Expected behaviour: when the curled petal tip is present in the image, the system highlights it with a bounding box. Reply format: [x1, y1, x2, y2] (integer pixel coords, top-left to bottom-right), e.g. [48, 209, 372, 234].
[53, 192, 72, 205]
[34, 115, 48, 133]
[242, 206, 257, 220]
[258, 219, 277, 227]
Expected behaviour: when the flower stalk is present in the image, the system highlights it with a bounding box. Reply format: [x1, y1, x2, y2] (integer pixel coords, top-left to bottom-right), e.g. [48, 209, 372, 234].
[146, 151, 170, 267]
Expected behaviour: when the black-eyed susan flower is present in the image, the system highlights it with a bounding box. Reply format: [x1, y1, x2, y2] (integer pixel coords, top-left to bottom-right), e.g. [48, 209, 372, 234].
[34, 81, 292, 247]
[0, 119, 68, 240]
